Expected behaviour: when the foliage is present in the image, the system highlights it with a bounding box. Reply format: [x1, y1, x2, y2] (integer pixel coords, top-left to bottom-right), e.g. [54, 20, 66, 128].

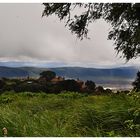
[58, 79, 81, 92]
[40, 71, 56, 81]
[58, 91, 87, 99]
[0, 79, 6, 91]
[0, 91, 139, 137]
[104, 88, 112, 94]
[85, 80, 96, 93]
[43, 3, 140, 61]
[14, 82, 46, 93]
[45, 82, 62, 93]
[95, 86, 105, 94]
[0, 75, 106, 94]
[123, 91, 140, 136]
[132, 71, 140, 91]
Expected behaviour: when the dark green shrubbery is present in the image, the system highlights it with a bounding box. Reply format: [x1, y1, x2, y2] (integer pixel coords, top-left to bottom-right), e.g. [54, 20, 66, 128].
[85, 80, 96, 93]
[58, 80, 81, 92]
[132, 71, 140, 92]
[0, 70, 111, 95]
[0, 79, 6, 92]
[44, 82, 62, 93]
[14, 82, 47, 93]
[95, 86, 105, 95]
[40, 70, 56, 81]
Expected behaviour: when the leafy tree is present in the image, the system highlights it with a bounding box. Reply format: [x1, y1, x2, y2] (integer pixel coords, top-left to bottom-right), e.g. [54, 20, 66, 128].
[132, 71, 140, 91]
[0, 79, 5, 91]
[42, 3, 140, 61]
[14, 82, 46, 93]
[40, 70, 56, 81]
[59, 79, 80, 92]
[95, 86, 105, 94]
[105, 88, 112, 94]
[46, 82, 62, 93]
[85, 80, 96, 92]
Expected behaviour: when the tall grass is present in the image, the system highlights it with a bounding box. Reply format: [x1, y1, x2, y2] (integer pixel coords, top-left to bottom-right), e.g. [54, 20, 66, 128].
[0, 91, 139, 137]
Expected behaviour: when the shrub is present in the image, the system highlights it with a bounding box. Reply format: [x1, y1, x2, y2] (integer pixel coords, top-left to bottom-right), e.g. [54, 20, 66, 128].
[0, 79, 6, 90]
[132, 71, 140, 92]
[58, 80, 81, 92]
[14, 82, 46, 93]
[85, 80, 96, 93]
[40, 71, 56, 81]
[95, 86, 105, 94]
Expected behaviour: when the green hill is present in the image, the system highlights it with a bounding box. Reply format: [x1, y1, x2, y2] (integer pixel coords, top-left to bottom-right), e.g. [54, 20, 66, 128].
[0, 66, 138, 88]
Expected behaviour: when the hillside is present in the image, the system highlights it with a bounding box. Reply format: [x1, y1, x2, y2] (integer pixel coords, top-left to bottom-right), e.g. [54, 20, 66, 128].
[51, 67, 138, 89]
[0, 66, 138, 89]
[0, 66, 28, 77]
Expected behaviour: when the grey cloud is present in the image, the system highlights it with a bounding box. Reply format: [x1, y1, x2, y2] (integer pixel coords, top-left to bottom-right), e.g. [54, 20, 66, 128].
[0, 3, 139, 68]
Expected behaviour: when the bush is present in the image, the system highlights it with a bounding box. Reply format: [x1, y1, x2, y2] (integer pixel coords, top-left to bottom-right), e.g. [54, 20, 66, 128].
[40, 71, 56, 81]
[14, 82, 47, 93]
[104, 89, 112, 95]
[85, 80, 96, 93]
[45, 82, 62, 93]
[0, 79, 6, 90]
[95, 86, 105, 94]
[58, 80, 81, 92]
[3, 83, 16, 92]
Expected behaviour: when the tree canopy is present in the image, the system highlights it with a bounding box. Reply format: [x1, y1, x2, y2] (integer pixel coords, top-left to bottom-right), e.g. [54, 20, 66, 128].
[85, 80, 96, 91]
[40, 70, 56, 81]
[42, 3, 140, 61]
[132, 71, 140, 91]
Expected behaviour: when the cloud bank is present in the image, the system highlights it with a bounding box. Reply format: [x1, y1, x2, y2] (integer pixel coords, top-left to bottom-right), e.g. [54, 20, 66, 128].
[0, 3, 139, 68]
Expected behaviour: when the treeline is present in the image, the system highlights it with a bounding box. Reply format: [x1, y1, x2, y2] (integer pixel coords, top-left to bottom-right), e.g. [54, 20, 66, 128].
[0, 70, 113, 94]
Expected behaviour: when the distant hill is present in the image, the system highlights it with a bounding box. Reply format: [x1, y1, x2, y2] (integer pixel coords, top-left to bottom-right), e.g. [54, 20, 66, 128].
[0, 66, 28, 78]
[0, 66, 139, 89]
[51, 66, 138, 89]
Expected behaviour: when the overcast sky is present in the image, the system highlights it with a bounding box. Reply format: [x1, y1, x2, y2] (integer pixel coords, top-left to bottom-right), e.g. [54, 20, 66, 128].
[0, 3, 139, 68]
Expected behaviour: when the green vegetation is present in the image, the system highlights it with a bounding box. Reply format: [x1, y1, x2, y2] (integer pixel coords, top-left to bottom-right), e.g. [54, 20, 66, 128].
[0, 91, 139, 137]
[132, 71, 140, 92]
[0, 70, 99, 94]
[43, 3, 140, 61]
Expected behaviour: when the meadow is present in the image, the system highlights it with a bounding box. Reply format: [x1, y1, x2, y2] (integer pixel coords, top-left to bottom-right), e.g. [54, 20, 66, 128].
[0, 91, 139, 137]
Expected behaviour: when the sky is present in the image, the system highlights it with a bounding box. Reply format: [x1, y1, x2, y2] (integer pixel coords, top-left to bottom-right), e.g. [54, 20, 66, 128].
[0, 3, 140, 68]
